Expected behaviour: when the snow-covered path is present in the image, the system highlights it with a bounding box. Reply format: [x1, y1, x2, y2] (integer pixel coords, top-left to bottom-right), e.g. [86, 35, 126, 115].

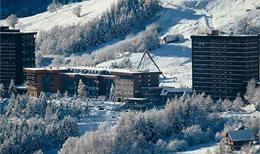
[178, 142, 217, 154]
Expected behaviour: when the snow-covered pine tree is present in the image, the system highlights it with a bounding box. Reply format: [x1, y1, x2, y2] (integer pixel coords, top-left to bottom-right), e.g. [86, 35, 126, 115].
[56, 89, 62, 99]
[253, 87, 260, 110]
[223, 99, 232, 111]
[38, 92, 48, 117]
[244, 79, 256, 104]
[6, 14, 19, 28]
[231, 94, 244, 112]
[77, 79, 88, 98]
[8, 79, 17, 97]
[109, 83, 116, 102]
[47, 0, 62, 13]
[73, 5, 81, 17]
[0, 84, 4, 98]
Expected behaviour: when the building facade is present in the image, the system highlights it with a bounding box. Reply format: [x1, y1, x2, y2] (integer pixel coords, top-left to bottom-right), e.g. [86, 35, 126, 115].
[191, 32, 260, 101]
[24, 67, 161, 101]
[111, 71, 161, 102]
[0, 26, 36, 87]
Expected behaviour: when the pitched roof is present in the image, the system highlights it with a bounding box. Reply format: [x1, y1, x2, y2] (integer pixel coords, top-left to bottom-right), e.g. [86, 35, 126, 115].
[228, 129, 255, 142]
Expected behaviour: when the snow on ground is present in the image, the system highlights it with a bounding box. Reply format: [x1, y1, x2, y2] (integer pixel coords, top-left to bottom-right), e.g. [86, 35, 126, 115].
[178, 110, 260, 154]
[1, 0, 259, 88]
[160, 0, 260, 37]
[178, 142, 218, 154]
[97, 0, 260, 88]
[223, 110, 260, 121]
[97, 43, 192, 88]
[78, 100, 124, 135]
[1, 0, 259, 33]
[0, 0, 117, 32]
[2, 1, 260, 153]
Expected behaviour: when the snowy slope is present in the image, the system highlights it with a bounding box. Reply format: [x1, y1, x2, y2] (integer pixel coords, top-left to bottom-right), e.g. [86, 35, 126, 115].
[97, 45, 192, 88]
[1, 0, 259, 34]
[160, 0, 260, 38]
[2, 1, 259, 153]
[0, 0, 117, 32]
[1, 0, 259, 88]
[1, 0, 258, 34]
[99, 0, 260, 88]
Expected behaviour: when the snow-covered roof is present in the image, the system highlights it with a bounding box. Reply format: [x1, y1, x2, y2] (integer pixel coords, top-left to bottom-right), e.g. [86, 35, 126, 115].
[125, 98, 148, 101]
[69, 66, 161, 74]
[61, 72, 115, 79]
[24, 66, 161, 76]
[163, 35, 178, 41]
[228, 129, 255, 142]
[24, 67, 68, 71]
[16, 85, 27, 89]
[160, 87, 192, 96]
[191, 34, 260, 37]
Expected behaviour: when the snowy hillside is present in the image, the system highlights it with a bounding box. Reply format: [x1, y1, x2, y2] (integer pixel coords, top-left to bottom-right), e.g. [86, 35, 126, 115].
[1, 0, 259, 34]
[1, 1, 260, 153]
[99, 0, 260, 88]
[1, 0, 260, 88]
[0, 0, 118, 32]
[160, 0, 260, 38]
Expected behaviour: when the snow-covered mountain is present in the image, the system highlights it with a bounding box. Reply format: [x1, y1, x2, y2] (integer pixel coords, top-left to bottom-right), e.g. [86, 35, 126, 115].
[1, 0, 260, 88]
[1, 0, 259, 34]
[97, 0, 260, 88]
[0, 0, 118, 32]
[160, 0, 260, 37]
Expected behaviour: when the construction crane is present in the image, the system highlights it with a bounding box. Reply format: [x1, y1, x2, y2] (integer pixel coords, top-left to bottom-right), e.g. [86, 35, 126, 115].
[137, 50, 166, 79]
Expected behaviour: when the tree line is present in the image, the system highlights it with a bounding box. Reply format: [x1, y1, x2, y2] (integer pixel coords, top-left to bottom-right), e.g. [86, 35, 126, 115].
[58, 79, 260, 153]
[36, 0, 161, 56]
[0, 80, 89, 154]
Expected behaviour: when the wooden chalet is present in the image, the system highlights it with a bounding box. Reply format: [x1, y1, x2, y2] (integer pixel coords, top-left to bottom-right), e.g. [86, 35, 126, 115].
[225, 129, 255, 150]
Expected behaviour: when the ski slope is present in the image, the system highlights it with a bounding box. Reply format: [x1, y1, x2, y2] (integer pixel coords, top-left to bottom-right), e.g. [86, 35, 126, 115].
[99, 0, 260, 88]
[160, 0, 260, 38]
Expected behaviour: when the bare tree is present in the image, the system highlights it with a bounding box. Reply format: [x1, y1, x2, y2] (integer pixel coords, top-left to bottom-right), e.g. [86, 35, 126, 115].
[77, 79, 88, 98]
[6, 14, 19, 28]
[253, 87, 260, 110]
[47, 1, 62, 13]
[244, 79, 256, 104]
[73, 6, 81, 17]
[231, 95, 244, 112]
[0, 84, 4, 98]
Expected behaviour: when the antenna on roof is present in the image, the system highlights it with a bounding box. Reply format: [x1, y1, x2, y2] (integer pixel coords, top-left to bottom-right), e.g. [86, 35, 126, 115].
[137, 50, 166, 78]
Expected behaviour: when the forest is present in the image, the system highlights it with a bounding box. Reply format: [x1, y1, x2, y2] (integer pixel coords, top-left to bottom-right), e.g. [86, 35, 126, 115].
[0, 79, 259, 153]
[36, 0, 161, 56]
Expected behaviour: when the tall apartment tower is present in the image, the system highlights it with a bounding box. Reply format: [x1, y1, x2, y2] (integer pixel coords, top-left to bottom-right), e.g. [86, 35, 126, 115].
[0, 26, 36, 87]
[191, 31, 260, 101]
